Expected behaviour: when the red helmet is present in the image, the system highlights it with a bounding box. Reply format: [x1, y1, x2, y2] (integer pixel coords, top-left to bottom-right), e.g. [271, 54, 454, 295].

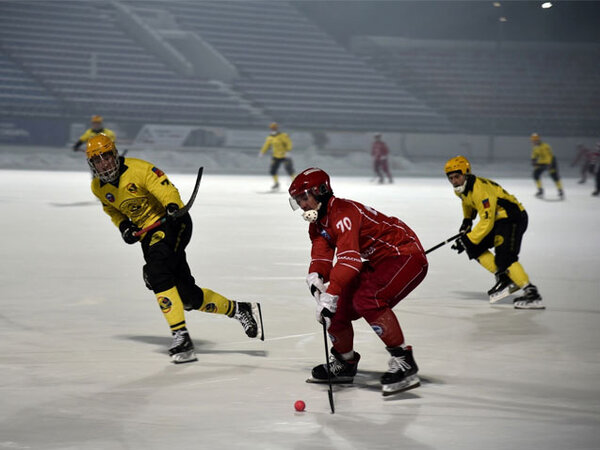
[289, 167, 332, 199]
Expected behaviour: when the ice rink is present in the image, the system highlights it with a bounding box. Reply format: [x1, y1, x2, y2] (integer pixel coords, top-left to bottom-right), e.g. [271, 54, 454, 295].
[1, 166, 599, 450]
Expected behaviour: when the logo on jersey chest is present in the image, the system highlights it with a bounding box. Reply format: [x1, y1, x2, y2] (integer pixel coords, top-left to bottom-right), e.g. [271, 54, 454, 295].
[105, 193, 115, 203]
[126, 183, 138, 194]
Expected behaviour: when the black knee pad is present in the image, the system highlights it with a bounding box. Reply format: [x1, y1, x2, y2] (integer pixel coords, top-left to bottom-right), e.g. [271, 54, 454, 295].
[143, 261, 175, 293]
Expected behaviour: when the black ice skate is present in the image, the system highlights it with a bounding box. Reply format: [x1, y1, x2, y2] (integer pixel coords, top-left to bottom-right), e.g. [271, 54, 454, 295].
[488, 272, 520, 303]
[234, 302, 264, 340]
[307, 348, 361, 384]
[558, 189, 565, 199]
[271, 182, 280, 191]
[169, 328, 197, 364]
[513, 284, 545, 310]
[535, 188, 544, 199]
[381, 346, 420, 396]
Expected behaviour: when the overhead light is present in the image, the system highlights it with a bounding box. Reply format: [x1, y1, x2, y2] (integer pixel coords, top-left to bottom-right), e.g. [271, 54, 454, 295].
[493, 2, 501, 6]
[499, 16, 507, 22]
[541, 2, 552, 8]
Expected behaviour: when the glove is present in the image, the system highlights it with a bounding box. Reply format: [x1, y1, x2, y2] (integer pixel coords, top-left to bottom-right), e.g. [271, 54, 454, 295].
[119, 220, 141, 245]
[451, 237, 466, 254]
[306, 272, 326, 297]
[452, 234, 477, 259]
[165, 203, 180, 221]
[459, 218, 473, 234]
[315, 292, 338, 329]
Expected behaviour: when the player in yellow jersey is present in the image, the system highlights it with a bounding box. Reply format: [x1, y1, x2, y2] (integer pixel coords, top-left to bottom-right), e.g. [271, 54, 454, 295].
[445, 156, 545, 310]
[86, 135, 264, 363]
[258, 122, 295, 190]
[73, 115, 116, 152]
[530, 133, 564, 199]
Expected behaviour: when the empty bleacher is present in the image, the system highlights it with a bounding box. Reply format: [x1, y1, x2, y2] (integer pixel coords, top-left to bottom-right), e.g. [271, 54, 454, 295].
[0, 1, 264, 127]
[356, 38, 600, 136]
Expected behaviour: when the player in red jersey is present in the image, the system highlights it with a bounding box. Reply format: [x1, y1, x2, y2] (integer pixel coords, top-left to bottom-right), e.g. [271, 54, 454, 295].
[371, 133, 393, 184]
[288, 168, 428, 396]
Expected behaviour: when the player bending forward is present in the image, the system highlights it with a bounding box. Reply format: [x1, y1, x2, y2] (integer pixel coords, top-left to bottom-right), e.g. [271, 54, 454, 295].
[445, 155, 545, 309]
[86, 135, 263, 363]
[288, 168, 428, 396]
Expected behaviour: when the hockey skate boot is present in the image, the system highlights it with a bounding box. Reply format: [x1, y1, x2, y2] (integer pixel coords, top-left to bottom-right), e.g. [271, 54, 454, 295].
[535, 188, 544, 199]
[271, 182, 280, 191]
[234, 302, 264, 340]
[308, 348, 361, 384]
[513, 284, 545, 310]
[381, 346, 420, 396]
[487, 272, 520, 303]
[558, 189, 565, 199]
[169, 328, 197, 364]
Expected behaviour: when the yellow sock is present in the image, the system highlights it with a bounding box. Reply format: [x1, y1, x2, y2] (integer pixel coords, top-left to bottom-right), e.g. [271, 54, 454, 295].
[535, 179, 542, 189]
[506, 262, 530, 288]
[555, 180, 563, 190]
[477, 251, 497, 274]
[155, 287, 186, 332]
[199, 288, 236, 317]
[273, 174, 279, 185]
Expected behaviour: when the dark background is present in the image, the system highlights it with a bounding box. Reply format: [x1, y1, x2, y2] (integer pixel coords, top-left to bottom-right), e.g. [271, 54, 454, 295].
[295, 1, 600, 44]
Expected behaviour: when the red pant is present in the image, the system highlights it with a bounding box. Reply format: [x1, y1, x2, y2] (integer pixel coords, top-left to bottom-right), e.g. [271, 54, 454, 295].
[329, 253, 428, 352]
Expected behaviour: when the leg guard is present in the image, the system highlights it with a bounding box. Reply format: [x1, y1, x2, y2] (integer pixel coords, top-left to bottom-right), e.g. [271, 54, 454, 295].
[155, 286, 187, 333]
[197, 288, 236, 316]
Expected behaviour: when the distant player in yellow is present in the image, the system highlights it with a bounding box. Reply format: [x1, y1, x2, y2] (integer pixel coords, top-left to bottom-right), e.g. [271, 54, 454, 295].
[73, 115, 116, 152]
[445, 155, 545, 310]
[86, 134, 264, 363]
[258, 122, 295, 190]
[530, 133, 564, 199]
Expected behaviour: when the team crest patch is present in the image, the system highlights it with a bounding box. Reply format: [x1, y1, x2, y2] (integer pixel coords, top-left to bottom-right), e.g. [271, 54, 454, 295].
[482, 198, 490, 208]
[371, 324, 384, 336]
[203, 303, 217, 313]
[158, 296, 172, 313]
[149, 231, 165, 246]
[152, 167, 165, 177]
[126, 183, 138, 193]
[105, 193, 115, 202]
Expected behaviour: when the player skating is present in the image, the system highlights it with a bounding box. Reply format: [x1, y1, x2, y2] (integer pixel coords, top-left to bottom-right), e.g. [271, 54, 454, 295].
[371, 133, 393, 184]
[86, 135, 263, 363]
[288, 168, 428, 396]
[258, 122, 295, 191]
[72, 115, 116, 152]
[530, 133, 564, 199]
[445, 156, 545, 309]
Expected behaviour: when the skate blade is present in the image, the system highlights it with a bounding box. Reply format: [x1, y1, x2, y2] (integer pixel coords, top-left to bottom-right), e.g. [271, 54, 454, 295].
[252, 302, 265, 341]
[489, 287, 512, 303]
[514, 301, 546, 310]
[306, 377, 354, 384]
[171, 350, 198, 364]
[381, 375, 420, 396]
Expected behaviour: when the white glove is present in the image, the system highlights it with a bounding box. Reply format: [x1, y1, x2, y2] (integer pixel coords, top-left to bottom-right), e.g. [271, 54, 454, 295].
[306, 272, 326, 297]
[315, 292, 338, 329]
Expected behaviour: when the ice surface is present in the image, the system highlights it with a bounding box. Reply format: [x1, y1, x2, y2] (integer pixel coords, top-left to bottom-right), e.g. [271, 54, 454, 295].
[0, 164, 598, 450]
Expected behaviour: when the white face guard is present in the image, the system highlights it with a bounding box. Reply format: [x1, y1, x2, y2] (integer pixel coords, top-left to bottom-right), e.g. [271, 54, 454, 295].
[289, 192, 321, 223]
[454, 180, 467, 194]
[88, 151, 120, 183]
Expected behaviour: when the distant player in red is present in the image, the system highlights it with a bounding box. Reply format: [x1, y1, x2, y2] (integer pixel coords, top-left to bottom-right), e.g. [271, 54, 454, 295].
[288, 168, 428, 396]
[571, 143, 598, 184]
[371, 133, 393, 184]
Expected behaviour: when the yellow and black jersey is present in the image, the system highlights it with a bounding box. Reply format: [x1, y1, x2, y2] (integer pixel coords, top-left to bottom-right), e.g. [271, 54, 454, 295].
[91, 157, 184, 231]
[260, 132, 293, 159]
[456, 175, 525, 245]
[79, 128, 116, 143]
[531, 142, 554, 165]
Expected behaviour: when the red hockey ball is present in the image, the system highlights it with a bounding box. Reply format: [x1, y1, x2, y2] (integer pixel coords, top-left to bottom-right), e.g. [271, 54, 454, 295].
[294, 400, 306, 412]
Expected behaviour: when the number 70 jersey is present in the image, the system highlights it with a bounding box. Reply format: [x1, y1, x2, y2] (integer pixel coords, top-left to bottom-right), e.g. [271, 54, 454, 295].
[308, 196, 425, 296]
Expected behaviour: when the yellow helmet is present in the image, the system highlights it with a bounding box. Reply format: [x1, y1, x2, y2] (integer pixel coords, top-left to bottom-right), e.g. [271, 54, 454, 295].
[86, 134, 115, 159]
[269, 122, 279, 130]
[444, 155, 471, 175]
[91, 115, 103, 123]
[530, 133, 541, 143]
[86, 134, 120, 182]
